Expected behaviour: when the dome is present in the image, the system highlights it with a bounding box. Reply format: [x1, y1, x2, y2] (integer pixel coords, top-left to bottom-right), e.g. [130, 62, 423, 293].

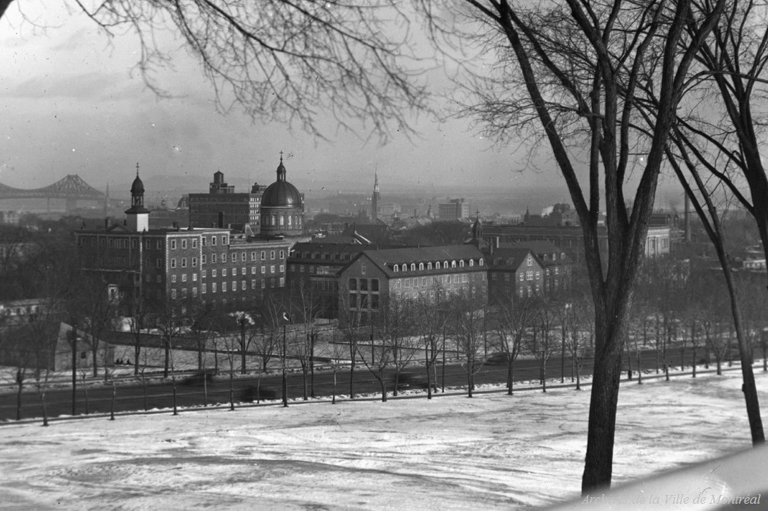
[131, 174, 144, 195]
[261, 160, 302, 207]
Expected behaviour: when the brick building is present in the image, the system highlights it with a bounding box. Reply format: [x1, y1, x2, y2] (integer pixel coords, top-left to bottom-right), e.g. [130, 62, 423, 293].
[188, 171, 264, 232]
[487, 247, 545, 304]
[75, 169, 290, 310]
[338, 245, 487, 326]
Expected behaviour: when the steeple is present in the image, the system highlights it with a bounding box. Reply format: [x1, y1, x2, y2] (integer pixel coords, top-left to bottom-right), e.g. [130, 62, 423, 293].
[472, 210, 483, 242]
[371, 168, 381, 221]
[125, 163, 150, 232]
[277, 151, 287, 182]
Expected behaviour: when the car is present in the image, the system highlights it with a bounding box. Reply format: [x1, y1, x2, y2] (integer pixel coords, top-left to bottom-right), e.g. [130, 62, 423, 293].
[180, 370, 215, 386]
[484, 352, 510, 365]
[394, 372, 430, 391]
[239, 385, 277, 402]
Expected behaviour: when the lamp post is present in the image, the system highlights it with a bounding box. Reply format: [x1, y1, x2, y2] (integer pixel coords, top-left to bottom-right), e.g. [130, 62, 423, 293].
[282, 312, 290, 407]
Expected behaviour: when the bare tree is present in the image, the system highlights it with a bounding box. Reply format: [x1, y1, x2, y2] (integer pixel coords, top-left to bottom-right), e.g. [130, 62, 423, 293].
[414, 0, 725, 491]
[496, 294, 537, 395]
[449, 292, 486, 398]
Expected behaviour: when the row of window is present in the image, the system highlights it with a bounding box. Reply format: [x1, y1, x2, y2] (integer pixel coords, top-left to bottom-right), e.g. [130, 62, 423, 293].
[200, 278, 285, 293]
[393, 285, 486, 301]
[201, 265, 283, 278]
[201, 250, 283, 264]
[348, 278, 380, 292]
[392, 259, 483, 272]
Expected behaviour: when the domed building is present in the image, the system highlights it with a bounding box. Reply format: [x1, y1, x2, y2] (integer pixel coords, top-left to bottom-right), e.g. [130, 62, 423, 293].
[259, 155, 304, 237]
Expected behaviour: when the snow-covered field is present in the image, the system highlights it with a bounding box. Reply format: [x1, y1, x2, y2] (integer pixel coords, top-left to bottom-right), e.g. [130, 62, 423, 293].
[1, 371, 766, 510]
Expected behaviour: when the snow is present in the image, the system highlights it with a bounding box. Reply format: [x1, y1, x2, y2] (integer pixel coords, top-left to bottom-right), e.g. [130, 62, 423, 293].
[1, 370, 766, 510]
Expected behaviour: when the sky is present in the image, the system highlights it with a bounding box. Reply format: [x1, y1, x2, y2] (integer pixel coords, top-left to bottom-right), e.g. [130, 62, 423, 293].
[0, 1, 570, 201]
[1, 369, 765, 509]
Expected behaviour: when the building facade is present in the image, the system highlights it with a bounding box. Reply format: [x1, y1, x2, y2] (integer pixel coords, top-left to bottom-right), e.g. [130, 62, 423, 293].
[439, 198, 470, 221]
[75, 169, 290, 310]
[338, 245, 487, 326]
[487, 247, 545, 304]
[188, 171, 264, 232]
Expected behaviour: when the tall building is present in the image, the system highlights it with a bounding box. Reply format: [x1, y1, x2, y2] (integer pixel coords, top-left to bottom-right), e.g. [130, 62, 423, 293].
[371, 170, 381, 221]
[76, 166, 291, 310]
[439, 198, 470, 221]
[188, 171, 264, 232]
[259, 155, 305, 237]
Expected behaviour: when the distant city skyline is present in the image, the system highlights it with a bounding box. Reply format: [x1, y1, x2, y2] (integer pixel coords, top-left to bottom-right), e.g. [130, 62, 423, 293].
[0, 2, 686, 214]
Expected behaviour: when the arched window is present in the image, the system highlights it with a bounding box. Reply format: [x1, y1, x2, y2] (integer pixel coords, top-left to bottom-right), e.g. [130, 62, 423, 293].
[271, 214, 276, 226]
[279, 215, 284, 226]
[459, 260, 465, 267]
[401, 264, 407, 272]
[287, 216, 292, 226]
[444, 261, 449, 268]
[436, 262, 441, 269]
[410, 263, 416, 271]
[393, 264, 399, 272]
[479, 258, 484, 266]
[469, 260, 474, 267]
[419, 263, 424, 270]
[451, 260, 457, 268]
[427, 262, 432, 270]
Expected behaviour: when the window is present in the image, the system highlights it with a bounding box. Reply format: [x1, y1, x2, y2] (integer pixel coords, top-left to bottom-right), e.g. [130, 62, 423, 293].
[192, 239, 198, 249]
[231, 253, 237, 263]
[261, 251, 266, 260]
[251, 279, 256, 289]
[360, 279, 368, 291]
[279, 264, 284, 273]
[232, 280, 237, 291]
[271, 250, 276, 260]
[526, 271, 533, 281]
[202, 269, 207, 278]
[172, 275, 177, 283]
[280, 250, 285, 259]
[202, 283, 207, 294]
[182, 274, 187, 283]
[202, 237, 207, 247]
[156, 259, 162, 269]
[171, 240, 177, 250]
[527, 256, 532, 266]
[419, 263, 424, 270]
[192, 257, 198, 267]
[469, 260, 474, 267]
[535, 271, 540, 279]
[193, 273, 197, 282]
[459, 260, 465, 267]
[279, 277, 285, 287]
[232, 267, 237, 276]
[479, 258, 484, 266]
[222, 282, 227, 292]
[181, 239, 187, 249]
[261, 280, 266, 289]
[222, 269, 227, 277]
[349, 278, 357, 291]
[371, 294, 379, 309]
[349, 293, 358, 308]
[181, 258, 187, 268]
[436, 262, 441, 269]
[462, 274, 468, 283]
[171, 258, 176, 269]
[171, 289, 177, 299]
[212, 254, 217, 263]
[157, 240, 162, 249]
[241, 252, 246, 262]
[451, 261, 457, 268]
[212, 236, 217, 246]
[192, 287, 197, 297]
[242, 267, 246, 276]
[371, 279, 379, 292]
[251, 252, 257, 261]
[212, 269, 217, 278]
[410, 263, 416, 271]
[181, 288, 187, 298]
[212, 283, 217, 293]
[202, 254, 207, 264]
[261, 267, 266, 274]
[427, 262, 433, 270]
[422, 277, 427, 286]
[394, 264, 399, 272]
[401, 264, 406, 272]
[221, 236, 227, 245]
[270, 265, 275, 274]
[251, 267, 256, 275]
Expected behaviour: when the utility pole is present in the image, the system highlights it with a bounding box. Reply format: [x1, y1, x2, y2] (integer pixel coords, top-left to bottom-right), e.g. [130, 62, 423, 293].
[70, 321, 77, 416]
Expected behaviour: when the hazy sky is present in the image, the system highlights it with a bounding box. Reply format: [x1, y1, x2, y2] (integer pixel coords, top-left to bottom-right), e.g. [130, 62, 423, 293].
[0, 2, 687, 209]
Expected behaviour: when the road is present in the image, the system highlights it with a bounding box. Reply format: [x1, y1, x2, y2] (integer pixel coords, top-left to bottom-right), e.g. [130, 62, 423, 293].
[0, 347, 707, 421]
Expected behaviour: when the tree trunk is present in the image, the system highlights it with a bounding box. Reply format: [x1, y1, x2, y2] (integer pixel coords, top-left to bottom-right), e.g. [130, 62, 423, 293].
[332, 369, 337, 405]
[692, 344, 697, 378]
[163, 338, 170, 379]
[229, 365, 235, 411]
[84, 387, 89, 415]
[507, 356, 514, 396]
[581, 320, 625, 493]
[15, 374, 23, 421]
[40, 390, 48, 427]
[110, 381, 116, 421]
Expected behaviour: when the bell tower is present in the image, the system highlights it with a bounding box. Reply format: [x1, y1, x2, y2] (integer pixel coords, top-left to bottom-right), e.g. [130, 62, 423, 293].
[125, 163, 150, 232]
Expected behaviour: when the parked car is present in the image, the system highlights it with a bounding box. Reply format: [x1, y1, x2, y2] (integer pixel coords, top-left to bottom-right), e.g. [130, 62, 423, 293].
[180, 370, 215, 386]
[240, 385, 277, 402]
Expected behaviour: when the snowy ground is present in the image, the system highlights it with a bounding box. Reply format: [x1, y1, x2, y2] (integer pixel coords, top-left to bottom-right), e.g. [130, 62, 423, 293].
[1, 370, 766, 510]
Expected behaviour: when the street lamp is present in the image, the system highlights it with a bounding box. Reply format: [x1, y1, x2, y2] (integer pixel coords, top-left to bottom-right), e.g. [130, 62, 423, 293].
[282, 312, 290, 407]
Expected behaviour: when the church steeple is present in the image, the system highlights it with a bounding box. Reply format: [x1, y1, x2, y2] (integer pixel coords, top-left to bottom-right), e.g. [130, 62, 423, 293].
[125, 163, 149, 232]
[371, 168, 381, 221]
